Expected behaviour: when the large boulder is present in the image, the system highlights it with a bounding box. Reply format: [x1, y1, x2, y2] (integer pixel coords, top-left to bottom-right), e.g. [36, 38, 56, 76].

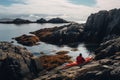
[83, 8, 120, 43]
[0, 42, 42, 80]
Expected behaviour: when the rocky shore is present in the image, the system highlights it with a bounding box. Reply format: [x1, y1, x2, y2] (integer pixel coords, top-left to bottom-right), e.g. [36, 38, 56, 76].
[34, 37, 120, 80]
[0, 38, 120, 80]
[31, 8, 120, 45]
[0, 8, 120, 80]
[32, 8, 120, 80]
[0, 42, 72, 80]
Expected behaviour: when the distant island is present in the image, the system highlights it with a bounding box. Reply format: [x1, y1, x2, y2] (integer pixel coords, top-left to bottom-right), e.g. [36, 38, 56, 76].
[0, 17, 69, 24]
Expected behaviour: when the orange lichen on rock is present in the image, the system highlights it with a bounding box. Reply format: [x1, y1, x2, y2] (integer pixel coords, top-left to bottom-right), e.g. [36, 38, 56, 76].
[39, 53, 72, 70]
[39, 31, 53, 38]
[14, 34, 40, 46]
[56, 50, 69, 55]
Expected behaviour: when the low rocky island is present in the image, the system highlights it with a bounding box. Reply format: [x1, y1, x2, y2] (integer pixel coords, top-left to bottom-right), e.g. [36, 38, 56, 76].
[47, 17, 69, 23]
[0, 18, 69, 24]
[0, 18, 32, 24]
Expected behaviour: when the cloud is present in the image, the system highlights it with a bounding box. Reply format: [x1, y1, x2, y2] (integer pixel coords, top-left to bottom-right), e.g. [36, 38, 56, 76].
[0, 0, 120, 21]
[96, 0, 120, 10]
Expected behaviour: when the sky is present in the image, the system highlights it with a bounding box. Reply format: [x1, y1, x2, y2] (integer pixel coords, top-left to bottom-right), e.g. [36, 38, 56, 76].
[0, 0, 120, 21]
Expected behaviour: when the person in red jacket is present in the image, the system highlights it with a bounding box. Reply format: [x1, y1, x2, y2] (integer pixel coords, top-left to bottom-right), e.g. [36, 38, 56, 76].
[76, 53, 85, 66]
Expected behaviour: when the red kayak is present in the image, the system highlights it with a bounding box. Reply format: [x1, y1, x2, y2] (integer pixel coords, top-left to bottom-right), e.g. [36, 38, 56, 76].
[65, 56, 93, 67]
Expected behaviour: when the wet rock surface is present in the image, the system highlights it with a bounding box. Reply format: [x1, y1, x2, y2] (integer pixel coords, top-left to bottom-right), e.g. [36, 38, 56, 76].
[14, 34, 40, 46]
[0, 42, 42, 80]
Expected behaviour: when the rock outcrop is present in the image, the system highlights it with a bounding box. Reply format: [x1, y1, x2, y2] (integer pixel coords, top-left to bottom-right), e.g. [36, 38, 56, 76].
[0, 42, 42, 80]
[31, 23, 84, 45]
[83, 8, 120, 43]
[14, 34, 40, 46]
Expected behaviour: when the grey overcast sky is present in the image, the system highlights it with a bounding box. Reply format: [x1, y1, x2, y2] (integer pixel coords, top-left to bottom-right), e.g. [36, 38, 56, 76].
[0, 0, 120, 21]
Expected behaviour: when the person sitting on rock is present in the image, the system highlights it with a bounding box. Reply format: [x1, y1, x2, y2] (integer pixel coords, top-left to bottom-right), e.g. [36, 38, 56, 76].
[62, 53, 86, 69]
[76, 53, 85, 67]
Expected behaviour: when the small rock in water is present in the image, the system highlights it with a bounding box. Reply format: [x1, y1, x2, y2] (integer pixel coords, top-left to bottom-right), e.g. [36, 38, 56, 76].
[71, 48, 78, 51]
[10, 41, 14, 43]
[40, 52, 45, 55]
[56, 50, 69, 55]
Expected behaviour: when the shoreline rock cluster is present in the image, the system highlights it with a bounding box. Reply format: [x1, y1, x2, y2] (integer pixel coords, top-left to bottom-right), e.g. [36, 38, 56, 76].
[14, 23, 84, 46]
[30, 23, 84, 45]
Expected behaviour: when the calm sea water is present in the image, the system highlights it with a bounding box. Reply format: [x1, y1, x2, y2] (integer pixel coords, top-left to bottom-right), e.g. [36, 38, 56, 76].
[0, 23, 97, 60]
